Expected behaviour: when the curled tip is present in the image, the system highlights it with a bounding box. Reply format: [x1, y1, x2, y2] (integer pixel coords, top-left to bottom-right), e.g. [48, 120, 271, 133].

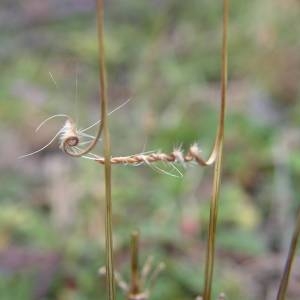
[59, 119, 80, 153]
[65, 136, 79, 147]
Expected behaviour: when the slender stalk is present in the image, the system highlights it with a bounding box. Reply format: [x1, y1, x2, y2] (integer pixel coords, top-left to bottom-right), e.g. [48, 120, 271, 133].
[202, 1, 229, 299]
[276, 208, 300, 300]
[96, 0, 115, 299]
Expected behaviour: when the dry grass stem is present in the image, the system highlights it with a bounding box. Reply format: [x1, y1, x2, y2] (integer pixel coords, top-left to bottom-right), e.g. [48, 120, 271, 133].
[276, 208, 300, 300]
[95, 0, 115, 299]
[202, 0, 228, 299]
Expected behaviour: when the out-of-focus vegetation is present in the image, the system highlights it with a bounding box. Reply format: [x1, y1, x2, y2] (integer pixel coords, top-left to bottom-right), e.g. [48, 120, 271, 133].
[0, 0, 300, 299]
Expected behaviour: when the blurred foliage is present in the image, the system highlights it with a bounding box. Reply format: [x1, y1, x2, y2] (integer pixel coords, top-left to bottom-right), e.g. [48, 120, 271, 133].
[0, 0, 300, 299]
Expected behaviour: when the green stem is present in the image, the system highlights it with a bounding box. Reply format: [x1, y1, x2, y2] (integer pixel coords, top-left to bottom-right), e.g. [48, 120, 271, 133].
[202, 0, 228, 299]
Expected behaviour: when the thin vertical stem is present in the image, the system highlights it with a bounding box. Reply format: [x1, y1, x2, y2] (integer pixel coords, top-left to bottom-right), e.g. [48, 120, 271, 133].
[96, 0, 115, 299]
[276, 209, 300, 300]
[203, 147, 223, 300]
[202, 0, 229, 299]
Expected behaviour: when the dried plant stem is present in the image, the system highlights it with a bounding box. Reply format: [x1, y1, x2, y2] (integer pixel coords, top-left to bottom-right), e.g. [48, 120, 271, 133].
[202, 0, 228, 299]
[203, 148, 223, 300]
[276, 208, 300, 300]
[96, 0, 115, 299]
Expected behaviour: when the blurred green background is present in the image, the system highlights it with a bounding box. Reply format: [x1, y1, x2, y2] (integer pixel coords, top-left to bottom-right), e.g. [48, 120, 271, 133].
[1, 0, 300, 299]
